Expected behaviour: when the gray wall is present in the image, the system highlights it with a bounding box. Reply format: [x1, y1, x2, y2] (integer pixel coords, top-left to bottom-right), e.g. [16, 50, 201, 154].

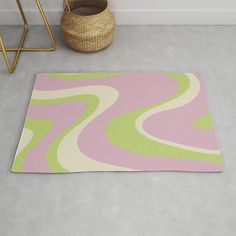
[1, 0, 236, 24]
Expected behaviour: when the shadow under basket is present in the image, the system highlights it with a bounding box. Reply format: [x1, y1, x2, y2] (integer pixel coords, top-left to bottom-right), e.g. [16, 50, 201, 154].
[61, 0, 115, 52]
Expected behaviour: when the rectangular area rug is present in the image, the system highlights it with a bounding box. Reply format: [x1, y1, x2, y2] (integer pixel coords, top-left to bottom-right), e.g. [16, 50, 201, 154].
[12, 72, 223, 173]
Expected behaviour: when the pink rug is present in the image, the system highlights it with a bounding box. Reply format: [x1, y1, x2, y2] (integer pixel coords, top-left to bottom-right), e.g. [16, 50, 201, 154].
[12, 72, 223, 173]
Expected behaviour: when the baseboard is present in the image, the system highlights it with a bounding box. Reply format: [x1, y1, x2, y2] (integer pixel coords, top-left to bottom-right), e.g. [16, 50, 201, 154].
[1, 9, 236, 25]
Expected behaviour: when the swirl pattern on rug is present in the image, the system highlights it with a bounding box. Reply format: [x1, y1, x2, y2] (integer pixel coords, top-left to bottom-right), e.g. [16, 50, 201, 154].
[12, 72, 223, 173]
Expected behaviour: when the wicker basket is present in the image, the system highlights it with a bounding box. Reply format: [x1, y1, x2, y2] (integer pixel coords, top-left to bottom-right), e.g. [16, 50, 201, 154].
[61, 0, 115, 52]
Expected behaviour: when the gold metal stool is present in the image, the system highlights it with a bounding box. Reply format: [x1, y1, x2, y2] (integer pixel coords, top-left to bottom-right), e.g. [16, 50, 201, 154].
[0, 0, 57, 73]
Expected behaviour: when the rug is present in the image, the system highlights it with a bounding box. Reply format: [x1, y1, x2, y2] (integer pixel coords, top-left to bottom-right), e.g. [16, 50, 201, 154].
[12, 72, 223, 173]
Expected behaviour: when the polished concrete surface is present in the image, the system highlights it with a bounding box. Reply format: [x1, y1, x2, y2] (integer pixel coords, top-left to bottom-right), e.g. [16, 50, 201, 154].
[0, 26, 236, 236]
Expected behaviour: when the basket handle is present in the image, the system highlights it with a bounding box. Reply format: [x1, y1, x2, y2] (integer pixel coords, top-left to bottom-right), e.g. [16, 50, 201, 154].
[63, 0, 71, 12]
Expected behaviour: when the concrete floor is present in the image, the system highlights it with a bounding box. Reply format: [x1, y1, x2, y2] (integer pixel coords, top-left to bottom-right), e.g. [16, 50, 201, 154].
[0, 26, 236, 236]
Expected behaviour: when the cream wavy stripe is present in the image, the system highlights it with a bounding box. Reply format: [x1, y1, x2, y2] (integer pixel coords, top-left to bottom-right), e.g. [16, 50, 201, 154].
[136, 73, 220, 155]
[15, 128, 34, 158]
[32, 86, 132, 172]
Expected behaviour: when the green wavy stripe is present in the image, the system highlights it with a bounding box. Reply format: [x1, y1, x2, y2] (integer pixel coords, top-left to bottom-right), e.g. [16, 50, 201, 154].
[42, 72, 124, 80]
[106, 72, 222, 164]
[193, 113, 214, 130]
[12, 119, 53, 172]
[31, 95, 99, 172]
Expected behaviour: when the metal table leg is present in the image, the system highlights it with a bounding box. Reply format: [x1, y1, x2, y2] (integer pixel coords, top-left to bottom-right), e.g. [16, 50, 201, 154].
[0, 0, 57, 73]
